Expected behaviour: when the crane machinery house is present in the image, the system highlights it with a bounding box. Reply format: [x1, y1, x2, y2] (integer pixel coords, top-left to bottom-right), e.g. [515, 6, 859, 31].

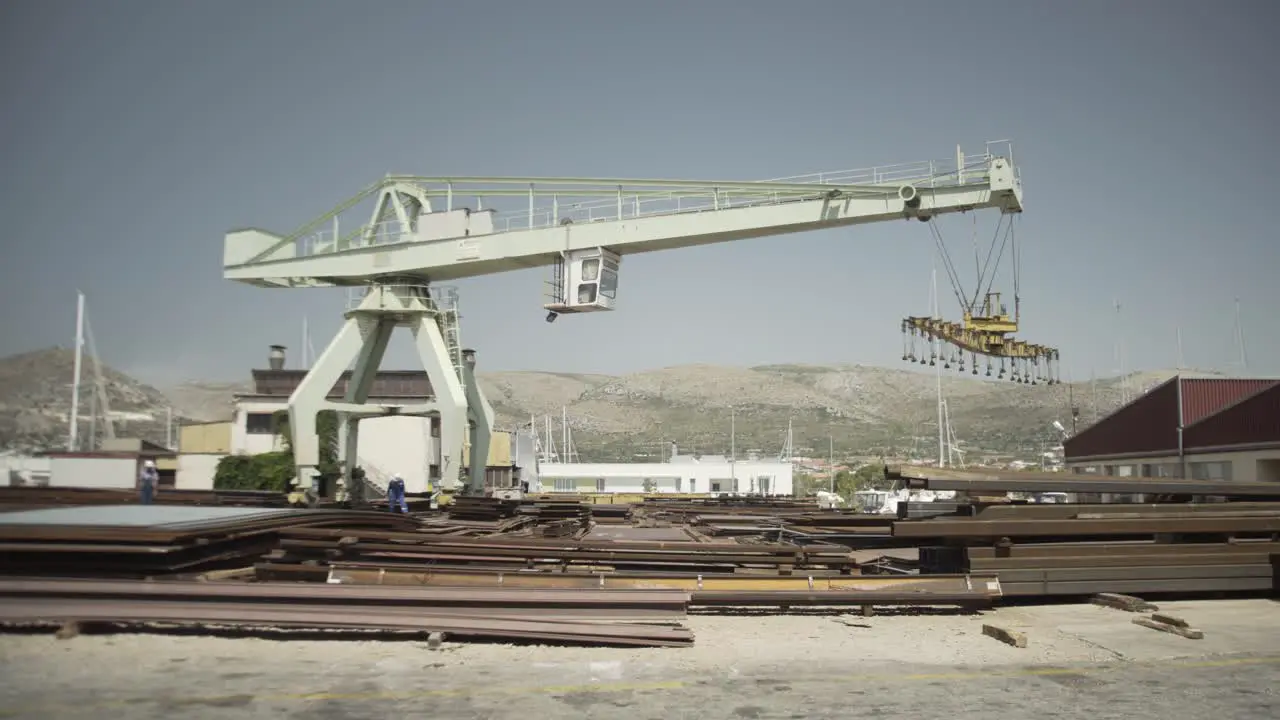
[222, 141, 1030, 499]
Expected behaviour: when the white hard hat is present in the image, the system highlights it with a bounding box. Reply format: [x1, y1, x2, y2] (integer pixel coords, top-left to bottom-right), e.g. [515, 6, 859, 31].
[391, 473, 402, 480]
[143, 460, 156, 468]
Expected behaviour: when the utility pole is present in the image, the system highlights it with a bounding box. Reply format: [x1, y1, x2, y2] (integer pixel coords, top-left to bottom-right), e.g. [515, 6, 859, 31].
[828, 436, 834, 493]
[730, 407, 735, 461]
[1234, 297, 1249, 373]
[931, 267, 944, 467]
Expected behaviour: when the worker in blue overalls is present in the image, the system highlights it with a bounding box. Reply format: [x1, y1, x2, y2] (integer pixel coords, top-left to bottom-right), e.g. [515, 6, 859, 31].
[387, 473, 408, 513]
[138, 460, 159, 505]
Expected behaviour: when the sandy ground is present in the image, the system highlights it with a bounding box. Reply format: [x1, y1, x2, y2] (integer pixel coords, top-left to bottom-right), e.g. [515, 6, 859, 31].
[1, 598, 1277, 719]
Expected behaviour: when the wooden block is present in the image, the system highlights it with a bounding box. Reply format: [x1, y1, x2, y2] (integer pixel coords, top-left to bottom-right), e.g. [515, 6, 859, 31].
[982, 623, 1027, 648]
[1133, 617, 1204, 640]
[861, 605, 875, 617]
[1092, 593, 1158, 613]
[427, 632, 445, 649]
[55, 621, 80, 640]
[1150, 613, 1189, 628]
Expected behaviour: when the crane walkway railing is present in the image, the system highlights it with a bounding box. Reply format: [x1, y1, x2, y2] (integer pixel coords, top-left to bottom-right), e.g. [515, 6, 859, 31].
[288, 141, 1016, 260]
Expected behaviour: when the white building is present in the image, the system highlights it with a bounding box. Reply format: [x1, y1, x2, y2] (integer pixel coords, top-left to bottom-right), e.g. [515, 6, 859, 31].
[176, 346, 514, 493]
[538, 447, 793, 496]
[2, 455, 51, 486]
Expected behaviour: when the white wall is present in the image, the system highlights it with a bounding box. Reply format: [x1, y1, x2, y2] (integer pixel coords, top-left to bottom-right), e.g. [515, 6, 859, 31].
[1067, 448, 1280, 484]
[49, 457, 137, 489]
[356, 416, 437, 493]
[231, 402, 287, 455]
[231, 399, 438, 492]
[177, 454, 224, 490]
[2, 456, 51, 486]
[538, 460, 794, 496]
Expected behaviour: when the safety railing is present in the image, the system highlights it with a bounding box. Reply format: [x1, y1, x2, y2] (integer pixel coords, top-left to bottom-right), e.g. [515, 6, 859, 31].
[344, 283, 459, 313]
[287, 142, 1014, 259]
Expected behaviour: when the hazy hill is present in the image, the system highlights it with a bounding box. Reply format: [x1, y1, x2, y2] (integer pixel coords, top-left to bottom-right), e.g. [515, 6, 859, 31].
[0, 348, 185, 453]
[478, 364, 1179, 461]
[1, 346, 1190, 462]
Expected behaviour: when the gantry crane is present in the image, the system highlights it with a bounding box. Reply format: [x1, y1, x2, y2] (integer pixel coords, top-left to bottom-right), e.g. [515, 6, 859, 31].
[223, 141, 1026, 500]
[900, 147, 1059, 384]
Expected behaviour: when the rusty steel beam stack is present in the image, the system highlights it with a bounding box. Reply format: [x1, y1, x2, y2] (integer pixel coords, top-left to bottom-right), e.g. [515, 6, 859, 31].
[888, 467, 1280, 598]
[0, 486, 289, 510]
[322, 564, 1001, 608]
[253, 526, 1001, 609]
[256, 526, 862, 580]
[0, 506, 421, 578]
[0, 577, 694, 647]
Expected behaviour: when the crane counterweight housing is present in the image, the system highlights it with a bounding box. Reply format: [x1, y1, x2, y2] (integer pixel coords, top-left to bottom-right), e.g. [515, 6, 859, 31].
[222, 140, 1043, 499]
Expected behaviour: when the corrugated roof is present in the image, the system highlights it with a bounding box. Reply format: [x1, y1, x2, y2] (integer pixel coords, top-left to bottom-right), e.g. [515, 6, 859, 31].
[1179, 378, 1278, 426]
[1063, 379, 1180, 460]
[1064, 376, 1280, 461]
[1184, 382, 1280, 450]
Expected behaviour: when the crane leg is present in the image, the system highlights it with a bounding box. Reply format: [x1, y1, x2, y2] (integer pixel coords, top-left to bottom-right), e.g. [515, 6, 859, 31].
[287, 282, 472, 497]
[287, 317, 366, 498]
[461, 349, 496, 495]
[408, 303, 469, 493]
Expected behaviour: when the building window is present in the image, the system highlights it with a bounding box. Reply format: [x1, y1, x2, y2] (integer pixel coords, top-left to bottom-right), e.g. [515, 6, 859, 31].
[596, 478, 606, 492]
[553, 478, 574, 492]
[711, 481, 723, 493]
[759, 476, 772, 495]
[245, 412, 275, 435]
[1189, 461, 1233, 481]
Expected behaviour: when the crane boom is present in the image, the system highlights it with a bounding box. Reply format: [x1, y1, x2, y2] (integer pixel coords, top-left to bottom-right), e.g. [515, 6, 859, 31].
[224, 150, 1021, 287]
[222, 142, 1025, 501]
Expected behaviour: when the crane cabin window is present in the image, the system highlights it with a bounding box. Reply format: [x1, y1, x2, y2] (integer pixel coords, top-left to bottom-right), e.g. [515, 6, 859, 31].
[599, 259, 618, 299]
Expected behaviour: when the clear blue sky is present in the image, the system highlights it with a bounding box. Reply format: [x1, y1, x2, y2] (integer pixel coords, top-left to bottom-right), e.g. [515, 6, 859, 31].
[1, 0, 1276, 385]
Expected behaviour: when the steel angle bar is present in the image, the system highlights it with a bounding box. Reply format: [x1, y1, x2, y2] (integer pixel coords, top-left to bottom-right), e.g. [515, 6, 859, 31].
[965, 540, 1280, 559]
[687, 590, 995, 607]
[892, 516, 1280, 538]
[0, 599, 693, 647]
[968, 502, 1280, 520]
[999, 576, 1274, 598]
[888, 467, 1280, 497]
[968, 553, 1275, 570]
[322, 566, 1000, 603]
[991, 563, 1274, 584]
[0, 578, 692, 609]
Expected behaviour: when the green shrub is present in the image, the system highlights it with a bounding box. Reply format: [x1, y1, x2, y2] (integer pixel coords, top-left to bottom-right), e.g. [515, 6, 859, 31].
[212, 410, 340, 492]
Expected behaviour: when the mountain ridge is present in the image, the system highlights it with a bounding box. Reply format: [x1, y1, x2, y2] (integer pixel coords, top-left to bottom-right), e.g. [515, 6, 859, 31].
[0, 347, 1190, 461]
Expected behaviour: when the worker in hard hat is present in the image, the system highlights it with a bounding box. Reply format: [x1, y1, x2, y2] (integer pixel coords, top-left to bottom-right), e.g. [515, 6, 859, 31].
[386, 473, 408, 513]
[138, 460, 159, 505]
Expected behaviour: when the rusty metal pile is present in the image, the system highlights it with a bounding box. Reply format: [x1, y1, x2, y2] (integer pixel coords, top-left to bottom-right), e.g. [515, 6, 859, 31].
[0, 577, 694, 647]
[10, 466, 1271, 647]
[0, 506, 419, 578]
[889, 467, 1280, 597]
[0, 486, 288, 509]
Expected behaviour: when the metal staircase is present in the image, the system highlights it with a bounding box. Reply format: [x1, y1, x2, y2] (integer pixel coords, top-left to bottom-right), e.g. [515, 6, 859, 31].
[433, 287, 466, 389]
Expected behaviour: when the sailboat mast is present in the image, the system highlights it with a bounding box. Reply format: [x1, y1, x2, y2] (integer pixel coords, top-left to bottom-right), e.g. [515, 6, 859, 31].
[68, 292, 85, 451]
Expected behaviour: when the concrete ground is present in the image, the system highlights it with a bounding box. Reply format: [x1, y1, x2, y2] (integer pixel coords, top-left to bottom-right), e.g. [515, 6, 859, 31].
[1, 598, 1277, 719]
